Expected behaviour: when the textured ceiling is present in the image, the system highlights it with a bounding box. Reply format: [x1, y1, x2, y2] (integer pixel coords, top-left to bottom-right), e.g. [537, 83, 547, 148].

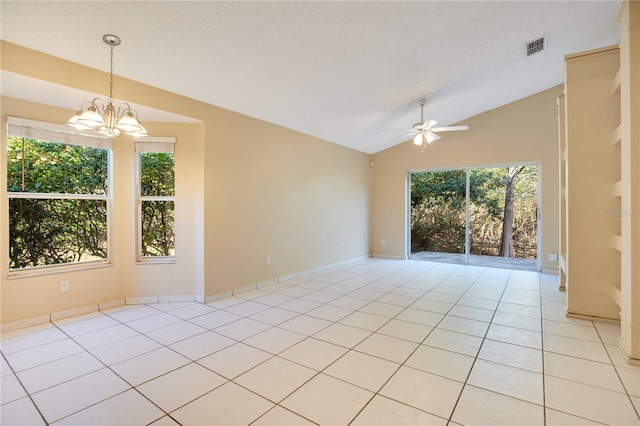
[0, 1, 621, 154]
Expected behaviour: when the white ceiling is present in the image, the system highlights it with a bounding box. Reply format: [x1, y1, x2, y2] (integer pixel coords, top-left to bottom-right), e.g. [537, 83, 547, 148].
[0, 1, 621, 154]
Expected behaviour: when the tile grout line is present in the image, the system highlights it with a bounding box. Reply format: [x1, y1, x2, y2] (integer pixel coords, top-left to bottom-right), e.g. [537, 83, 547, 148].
[245, 261, 458, 424]
[0, 261, 518, 424]
[236, 260, 435, 425]
[0, 351, 49, 425]
[48, 314, 176, 425]
[5, 259, 633, 425]
[344, 263, 465, 425]
[444, 267, 514, 425]
[593, 322, 640, 421]
[539, 271, 547, 426]
[167, 261, 425, 424]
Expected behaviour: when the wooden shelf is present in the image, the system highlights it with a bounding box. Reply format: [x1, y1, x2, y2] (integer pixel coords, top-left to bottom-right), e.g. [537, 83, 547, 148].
[612, 285, 621, 308]
[614, 180, 622, 197]
[613, 124, 622, 146]
[613, 68, 621, 94]
[613, 234, 622, 252]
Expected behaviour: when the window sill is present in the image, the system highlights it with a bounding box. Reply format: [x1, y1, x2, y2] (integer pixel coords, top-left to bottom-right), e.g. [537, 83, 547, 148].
[7, 261, 112, 280]
[136, 257, 176, 265]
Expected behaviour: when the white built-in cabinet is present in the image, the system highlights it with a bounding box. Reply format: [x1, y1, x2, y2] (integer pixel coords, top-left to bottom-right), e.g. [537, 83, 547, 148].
[561, 45, 621, 321]
[560, 1, 639, 364]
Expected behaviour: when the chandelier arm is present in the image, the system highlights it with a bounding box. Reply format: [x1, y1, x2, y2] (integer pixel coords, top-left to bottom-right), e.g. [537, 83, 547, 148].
[117, 102, 138, 118]
[90, 97, 105, 114]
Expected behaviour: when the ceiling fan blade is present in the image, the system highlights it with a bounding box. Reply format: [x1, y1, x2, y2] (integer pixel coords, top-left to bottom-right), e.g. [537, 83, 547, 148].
[423, 119, 438, 130]
[399, 131, 418, 138]
[390, 131, 419, 143]
[430, 125, 469, 132]
[426, 132, 441, 143]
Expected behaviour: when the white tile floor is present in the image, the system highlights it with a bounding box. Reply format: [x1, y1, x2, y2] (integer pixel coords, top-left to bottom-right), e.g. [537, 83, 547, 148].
[1, 259, 639, 425]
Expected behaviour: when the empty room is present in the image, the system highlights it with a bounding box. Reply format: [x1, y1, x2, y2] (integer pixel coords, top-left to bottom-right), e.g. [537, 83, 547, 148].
[1, 1, 639, 425]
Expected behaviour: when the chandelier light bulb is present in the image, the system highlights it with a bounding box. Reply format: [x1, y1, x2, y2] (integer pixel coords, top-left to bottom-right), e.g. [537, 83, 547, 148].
[116, 109, 144, 132]
[77, 104, 105, 128]
[66, 111, 90, 130]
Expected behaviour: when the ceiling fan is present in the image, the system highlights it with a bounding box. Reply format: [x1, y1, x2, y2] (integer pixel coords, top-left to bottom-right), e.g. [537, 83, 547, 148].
[389, 99, 469, 146]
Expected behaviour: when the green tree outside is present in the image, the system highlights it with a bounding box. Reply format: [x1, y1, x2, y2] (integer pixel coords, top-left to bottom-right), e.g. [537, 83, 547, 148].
[7, 136, 176, 269]
[139, 152, 175, 257]
[7, 136, 109, 269]
[411, 166, 537, 258]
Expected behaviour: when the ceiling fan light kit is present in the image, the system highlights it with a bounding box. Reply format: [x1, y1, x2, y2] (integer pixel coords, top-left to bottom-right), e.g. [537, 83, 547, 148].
[413, 133, 438, 145]
[393, 99, 469, 147]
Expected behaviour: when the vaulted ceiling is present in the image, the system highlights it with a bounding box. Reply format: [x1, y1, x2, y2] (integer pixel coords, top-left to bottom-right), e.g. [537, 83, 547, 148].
[0, 1, 621, 154]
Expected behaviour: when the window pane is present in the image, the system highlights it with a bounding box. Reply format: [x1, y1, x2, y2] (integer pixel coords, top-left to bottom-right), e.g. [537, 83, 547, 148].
[140, 152, 175, 197]
[7, 137, 108, 195]
[9, 198, 107, 269]
[141, 200, 175, 257]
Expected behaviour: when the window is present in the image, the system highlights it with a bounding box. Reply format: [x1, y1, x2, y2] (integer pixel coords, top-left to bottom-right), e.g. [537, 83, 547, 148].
[136, 138, 176, 261]
[6, 117, 112, 272]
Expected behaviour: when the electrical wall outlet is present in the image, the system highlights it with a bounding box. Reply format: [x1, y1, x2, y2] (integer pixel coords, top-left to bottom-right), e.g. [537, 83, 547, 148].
[548, 253, 558, 262]
[341, 242, 345, 250]
[60, 281, 70, 292]
[382, 239, 386, 246]
[266, 256, 271, 265]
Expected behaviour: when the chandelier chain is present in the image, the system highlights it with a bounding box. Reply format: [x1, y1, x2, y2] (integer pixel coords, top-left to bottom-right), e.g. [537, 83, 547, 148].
[109, 45, 114, 103]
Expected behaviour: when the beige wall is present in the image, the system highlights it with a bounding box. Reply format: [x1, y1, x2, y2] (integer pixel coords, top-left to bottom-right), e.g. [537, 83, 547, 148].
[371, 86, 562, 272]
[0, 41, 563, 326]
[0, 97, 204, 322]
[205, 109, 371, 295]
[0, 42, 371, 324]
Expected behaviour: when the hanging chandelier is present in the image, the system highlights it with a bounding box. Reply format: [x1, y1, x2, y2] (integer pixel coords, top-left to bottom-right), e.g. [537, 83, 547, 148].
[67, 34, 147, 137]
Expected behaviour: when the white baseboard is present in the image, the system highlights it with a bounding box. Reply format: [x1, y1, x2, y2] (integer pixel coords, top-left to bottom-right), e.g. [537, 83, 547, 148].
[2, 254, 384, 332]
[1, 314, 51, 334]
[296, 269, 312, 277]
[278, 273, 296, 283]
[233, 283, 258, 295]
[371, 253, 407, 260]
[257, 278, 278, 289]
[51, 304, 98, 322]
[99, 299, 125, 310]
[158, 295, 195, 303]
[205, 290, 232, 304]
[618, 337, 640, 366]
[126, 296, 159, 305]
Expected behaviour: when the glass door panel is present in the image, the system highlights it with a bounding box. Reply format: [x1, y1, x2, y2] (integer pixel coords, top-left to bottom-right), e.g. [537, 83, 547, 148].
[410, 170, 467, 262]
[469, 165, 538, 263]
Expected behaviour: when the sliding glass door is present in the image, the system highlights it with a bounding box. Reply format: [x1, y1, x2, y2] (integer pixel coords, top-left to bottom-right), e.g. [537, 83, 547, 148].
[410, 164, 539, 269]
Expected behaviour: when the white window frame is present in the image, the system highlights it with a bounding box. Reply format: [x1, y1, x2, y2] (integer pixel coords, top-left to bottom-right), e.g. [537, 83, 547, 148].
[6, 117, 114, 277]
[135, 137, 176, 264]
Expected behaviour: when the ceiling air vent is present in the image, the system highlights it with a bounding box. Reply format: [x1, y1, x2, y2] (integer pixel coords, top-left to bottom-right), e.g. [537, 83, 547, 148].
[526, 36, 547, 56]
